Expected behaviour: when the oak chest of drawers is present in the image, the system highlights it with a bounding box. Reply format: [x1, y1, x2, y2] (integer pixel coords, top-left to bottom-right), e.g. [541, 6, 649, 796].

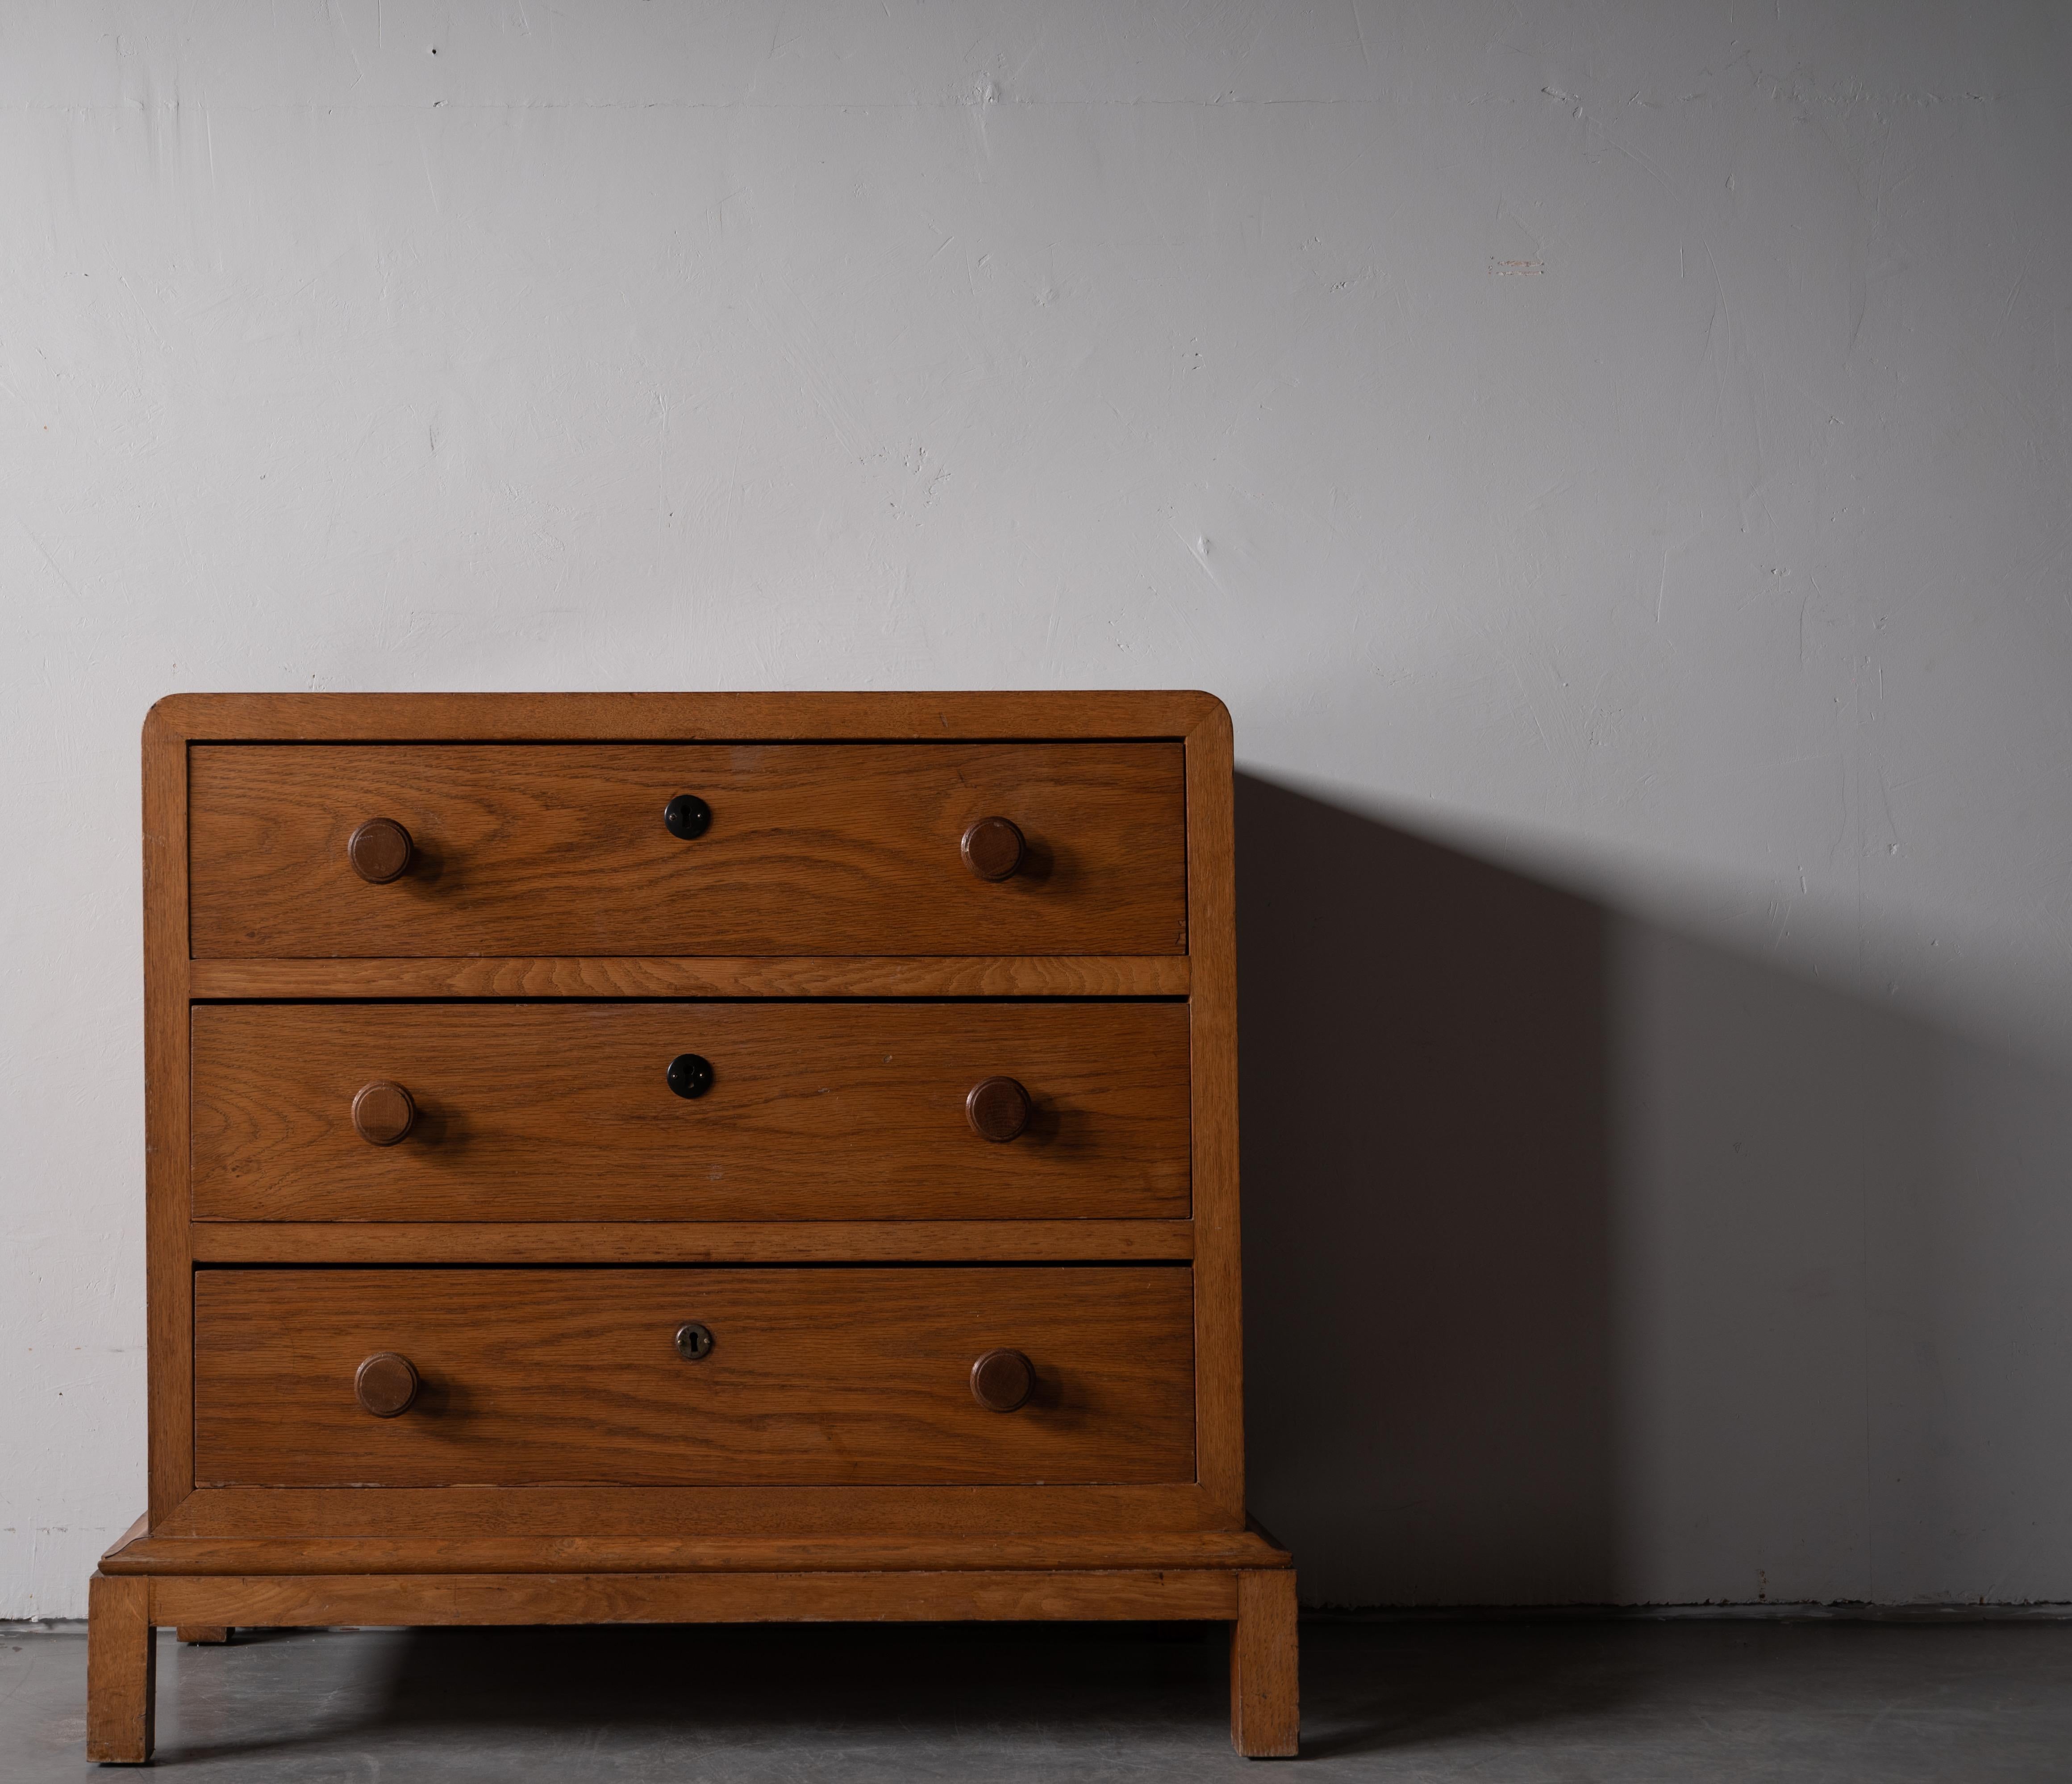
[88, 691, 1296, 1763]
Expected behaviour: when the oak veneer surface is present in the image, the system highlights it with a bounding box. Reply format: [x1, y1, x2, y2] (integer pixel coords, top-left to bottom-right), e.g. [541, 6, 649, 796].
[143, 724, 192, 1530]
[188, 743, 1187, 958]
[1180, 698, 1246, 1525]
[194, 1267, 1196, 1488]
[154, 688, 1223, 742]
[160, 1481, 1228, 1540]
[150, 1568, 1239, 1629]
[187, 954, 1190, 999]
[188, 1219, 1196, 1264]
[192, 1001, 1189, 1222]
[85, 1572, 154, 1763]
[105, 1529, 1289, 1576]
[1231, 1568, 1302, 1757]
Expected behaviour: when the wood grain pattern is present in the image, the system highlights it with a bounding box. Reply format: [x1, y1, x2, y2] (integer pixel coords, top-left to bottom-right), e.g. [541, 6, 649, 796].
[104, 1529, 1291, 1576]
[189, 743, 1187, 958]
[188, 954, 1190, 999]
[187, 1219, 1197, 1264]
[192, 1002, 1190, 1223]
[142, 705, 193, 1527]
[1183, 698, 1247, 1526]
[86, 1571, 155, 1763]
[149, 1568, 1238, 1628]
[175, 1626, 230, 1643]
[195, 1267, 1196, 1488]
[1230, 1567, 1300, 1758]
[158, 1482, 1227, 1540]
[150, 689, 1223, 743]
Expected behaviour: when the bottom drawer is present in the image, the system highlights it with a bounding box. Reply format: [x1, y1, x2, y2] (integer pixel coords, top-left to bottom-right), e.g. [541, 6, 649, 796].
[193, 1266, 1196, 1487]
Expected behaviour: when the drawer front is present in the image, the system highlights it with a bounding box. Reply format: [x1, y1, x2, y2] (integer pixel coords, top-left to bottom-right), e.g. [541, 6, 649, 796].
[192, 1002, 1190, 1221]
[188, 743, 1188, 958]
[193, 1267, 1196, 1487]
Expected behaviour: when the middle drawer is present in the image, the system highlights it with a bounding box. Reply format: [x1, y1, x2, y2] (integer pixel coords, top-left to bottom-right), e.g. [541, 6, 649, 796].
[192, 1002, 1191, 1222]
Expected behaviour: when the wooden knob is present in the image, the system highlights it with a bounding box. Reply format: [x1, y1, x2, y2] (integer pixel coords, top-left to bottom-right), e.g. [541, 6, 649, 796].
[960, 816, 1025, 882]
[346, 818, 413, 883]
[354, 1352, 419, 1418]
[966, 1076, 1032, 1143]
[352, 1081, 417, 1146]
[970, 1348, 1034, 1412]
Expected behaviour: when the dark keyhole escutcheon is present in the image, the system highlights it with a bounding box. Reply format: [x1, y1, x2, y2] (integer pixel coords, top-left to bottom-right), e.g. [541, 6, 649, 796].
[675, 1322, 715, 1361]
[663, 794, 712, 840]
[667, 1054, 715, 1099]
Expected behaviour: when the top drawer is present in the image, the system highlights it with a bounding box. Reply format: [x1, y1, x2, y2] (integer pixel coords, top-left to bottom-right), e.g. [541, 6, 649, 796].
[188, 743, 1187, 959]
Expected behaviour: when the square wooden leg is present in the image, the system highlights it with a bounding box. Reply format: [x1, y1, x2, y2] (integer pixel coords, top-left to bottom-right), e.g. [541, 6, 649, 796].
[1229, 1568, 1299, 1758]
[87, 1572, 156, 1764]
[176, 1626, 231, 1644]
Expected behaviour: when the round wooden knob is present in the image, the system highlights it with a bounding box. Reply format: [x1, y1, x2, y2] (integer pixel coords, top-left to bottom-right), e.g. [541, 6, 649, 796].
[970, 1348, 1034, 1413]
[960, 816, 1025, 882]
[346, 818, 413, 883]
[966, 1076, 1032, 1143]
[354, 1352, 419, 1418]
[352, 1081, 417, 1146]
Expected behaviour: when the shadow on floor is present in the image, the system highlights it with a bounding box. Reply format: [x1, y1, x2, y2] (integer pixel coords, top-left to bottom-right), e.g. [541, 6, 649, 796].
[157, 1620, 1636, 1767]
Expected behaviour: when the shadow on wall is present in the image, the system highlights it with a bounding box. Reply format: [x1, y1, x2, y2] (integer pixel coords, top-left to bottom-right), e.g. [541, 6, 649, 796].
[1235, 773, 1615, 1608]
[1234, 773, 2047, 1609]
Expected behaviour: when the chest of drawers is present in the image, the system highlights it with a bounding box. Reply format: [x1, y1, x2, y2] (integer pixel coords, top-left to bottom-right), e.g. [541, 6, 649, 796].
[87, 692, 1296, 1763]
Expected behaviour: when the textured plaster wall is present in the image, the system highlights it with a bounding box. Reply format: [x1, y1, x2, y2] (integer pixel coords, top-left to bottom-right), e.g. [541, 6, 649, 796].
[4, 2, 2070, 1614]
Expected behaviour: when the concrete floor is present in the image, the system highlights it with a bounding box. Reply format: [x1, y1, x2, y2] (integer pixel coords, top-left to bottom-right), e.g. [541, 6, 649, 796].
[6, 1616, 2070, 1779]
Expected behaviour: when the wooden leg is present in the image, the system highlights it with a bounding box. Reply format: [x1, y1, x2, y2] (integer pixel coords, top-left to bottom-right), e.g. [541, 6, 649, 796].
[87, 1572, 156, 1764]
[176, 1626, 231, 1644]
[1229, 1568, 1298, 1759]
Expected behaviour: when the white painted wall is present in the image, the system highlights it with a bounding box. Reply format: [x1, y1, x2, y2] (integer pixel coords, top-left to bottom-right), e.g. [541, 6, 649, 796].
[4, 1, 2068, 1615]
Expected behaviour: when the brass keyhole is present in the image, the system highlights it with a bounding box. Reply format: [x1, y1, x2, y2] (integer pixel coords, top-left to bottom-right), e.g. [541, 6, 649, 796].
[674, 1321, 715, 1361]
